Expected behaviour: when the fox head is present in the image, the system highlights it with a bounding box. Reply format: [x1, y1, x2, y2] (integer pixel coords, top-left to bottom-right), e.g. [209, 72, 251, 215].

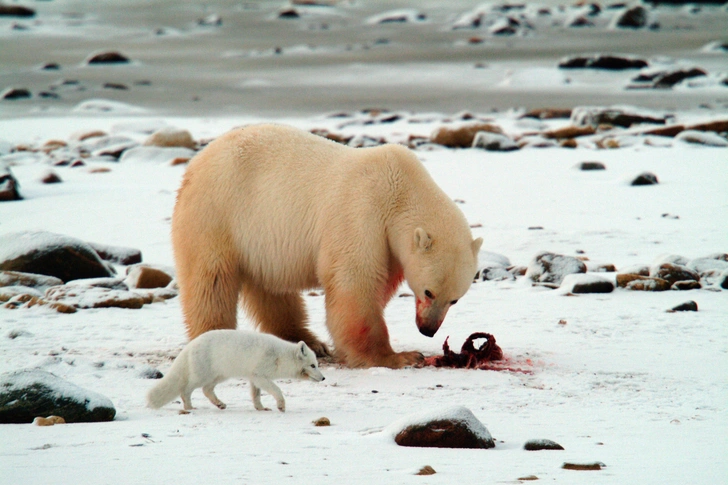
[297, 341, 325, 382]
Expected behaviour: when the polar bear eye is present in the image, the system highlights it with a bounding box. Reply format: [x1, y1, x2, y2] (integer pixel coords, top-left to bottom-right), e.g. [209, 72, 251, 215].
[310, 364, 316, 368]
[450, 300, 458, 305]
[424, 290, 434, 299]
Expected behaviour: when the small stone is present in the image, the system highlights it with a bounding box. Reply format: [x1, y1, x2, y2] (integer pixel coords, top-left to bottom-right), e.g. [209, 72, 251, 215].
[415, 466, 436, 476]
[1, 88, 31, 100]
[613, 5, 648, 28]
[33, 415, 66, 426]
[40, 170, 62, 184]
[430, 123, 504, 148]
[125, 265, 173, 289]
[144, 127, 197, 150]
[631, 172, 658, 186]
[517, 476, 539, 481]
[524, 439, 564, 451]
[313, 417, 331, 427]
[669, 301, 698, 312]
[86, 52, 130, 65]
[562, 462, 603, 471]
[578, 161, 606, 171]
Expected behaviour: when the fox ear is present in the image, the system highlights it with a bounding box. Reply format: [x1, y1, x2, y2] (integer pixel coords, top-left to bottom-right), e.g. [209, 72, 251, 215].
[297, 341, 307, 357]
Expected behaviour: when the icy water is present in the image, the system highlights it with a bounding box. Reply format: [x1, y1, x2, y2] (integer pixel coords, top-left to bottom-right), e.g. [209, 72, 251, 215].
[1, 0, 727, 117]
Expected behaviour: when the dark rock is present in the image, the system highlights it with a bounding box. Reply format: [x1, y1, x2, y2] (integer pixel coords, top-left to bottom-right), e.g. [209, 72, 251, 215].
[526, 252, 587, 285]
[562, 462, 603, 471]
[631, 172, 658, 186]
[0, 369, 115, 423]
[571, 277, 615, 294]
[278, 8, 300, 18]
[0, 164, 22, 201]
[571, 106, 667, 128]
[1, 88, 31, 100]
[578, 161, 606, 170]
[393, 406, 495, 449]
[40, 170, 62, 184]
[86, 52, 130, 65]
[41, 62, 61, 70]
[137, 366, 163, 379]
[521, 108, 572, 120]
[669, 301, 698, 312]
[559, 55, 648, 70]
[87, 242, 142, 265]
[618, 274, 671, 291]
[720, 270, 728, 290]
[416, 466, 436, 476]
[672, 280, 701, 291]
[524, 439, 565, 451]
[38, 91, 60, 99]
[103, 82, 129, 90]
[0, 231, 114, 283]
[430, 123, 504, 148]
[614, 6, 648, 28]
[0, 5, 35, 17]
[652, 68, 707, 89]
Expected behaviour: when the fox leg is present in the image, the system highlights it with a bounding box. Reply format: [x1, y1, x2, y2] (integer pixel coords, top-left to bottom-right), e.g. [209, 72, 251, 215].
[202, 384, 226, 409]
[250, 382, 269, 411]
[251, 377, 286, 412]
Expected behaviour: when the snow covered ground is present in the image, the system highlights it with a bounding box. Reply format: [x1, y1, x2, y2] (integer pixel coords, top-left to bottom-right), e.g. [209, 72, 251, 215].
[1, 0, 727, 484]
[1, 111, 726, 484]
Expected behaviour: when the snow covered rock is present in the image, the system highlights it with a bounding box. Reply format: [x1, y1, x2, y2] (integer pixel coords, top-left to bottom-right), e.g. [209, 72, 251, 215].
[0, 270, 62, 291]
[475, 251, 514, 281]
[0, 163, 22, 201]
[0, 231, 114, 283]
[365, 9, 426, 25]
[524, 439, 564, 451]
[45, 285, 146, 309]
[0, 369, 115, 423]
[675, 130, 728, 147]
[387, 406, 495, 449]
[571, 106, 667, 128]
[611, 6, 648, 29]
[617, 274, 670, 291]
[630, 172, 659, 186]
[649, 263, 700, 287]
[472, 131, 519, 151]
[87, 242, 142, 265]
[526, 252, 587, 286]
[558, 54, 648, 70]
[559, 273, 614, 294]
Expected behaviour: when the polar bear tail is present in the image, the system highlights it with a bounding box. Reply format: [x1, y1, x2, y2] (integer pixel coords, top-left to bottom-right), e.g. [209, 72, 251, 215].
[146, 353, 188, 409]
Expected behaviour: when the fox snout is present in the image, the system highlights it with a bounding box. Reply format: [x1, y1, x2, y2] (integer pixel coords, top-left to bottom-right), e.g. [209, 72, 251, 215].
[307, 369, 325, 382]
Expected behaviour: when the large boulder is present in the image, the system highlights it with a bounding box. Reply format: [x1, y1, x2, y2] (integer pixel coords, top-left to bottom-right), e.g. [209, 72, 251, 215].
[526, 252, 587, 286]
[388, 406, 495, 449]
[0, 231, 115, 283]
[0, 369, 115, 423]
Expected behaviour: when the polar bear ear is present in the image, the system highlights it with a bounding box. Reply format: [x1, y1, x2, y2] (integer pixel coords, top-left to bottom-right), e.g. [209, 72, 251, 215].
[414, 228, 432, 251]
[472, 237, 483, 256]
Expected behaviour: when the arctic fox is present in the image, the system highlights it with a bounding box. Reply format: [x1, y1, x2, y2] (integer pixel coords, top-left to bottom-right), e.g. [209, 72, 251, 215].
[147, 329, 325, 412]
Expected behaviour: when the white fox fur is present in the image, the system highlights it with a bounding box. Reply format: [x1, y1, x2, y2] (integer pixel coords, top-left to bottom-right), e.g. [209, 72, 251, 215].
[146, 329, 324, 412]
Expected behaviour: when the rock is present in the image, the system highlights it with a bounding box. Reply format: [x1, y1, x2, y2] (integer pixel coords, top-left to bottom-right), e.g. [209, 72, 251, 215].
[1, 87, 31, 100]
[524, 439, 565, 451]
[197, 13, 222, 26]
[85, 51, 130, 65]
[87, 242, 142, 265]
[45, 285, 146, 309]
[475, 252, 513, 282]
[143, 127, 197, 150]
[472, 131, 519, 151]
[622, 276, 671, 292]
[630, 172, 658, 186]
[0, 163, 22, 201]
[720, 270, 728, 290]
[0, 231, 114, 283]
[613, 6, 648, 28]
[571, 106, 667, 128]
[558, 54, 648, 70]
[688, 119, 728, 134]
[137, 366, 163, 379]
[430, 123, 504, 148]
[0, 5, 36, 17]
[650, 68, 707, 89]
[389, 406, 495, 449]
[542, 125, 595, 139]
[672, 280, 701, 291]
[366, 9, 427, 25]
[618, 264, 650, 276]
[313, 417, 331, 427]
[526, 252, 587, 286]
[33, 415, 66, 426]
[0, 369, 115, 423]
[64, 277, 129, 291]
[40, 170, 62, 184]
[0, 286, 43, 302]
[0, 271, 63, 292]
[560, 274, 615, 294]
[675, 130, 728, 147]
[562, 462, 603, 471]
[687, 256, 728, 275]
[80, 135, 139, 159]
[577, 161, 606, 170]
[650, 263, 700, 286]
[124, 265, 173, 289]
[278, 8, 300, 19]
[416, 466, 436, 476]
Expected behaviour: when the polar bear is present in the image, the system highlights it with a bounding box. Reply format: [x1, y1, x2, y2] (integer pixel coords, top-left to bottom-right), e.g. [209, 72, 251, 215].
[172, 124, 482, 369]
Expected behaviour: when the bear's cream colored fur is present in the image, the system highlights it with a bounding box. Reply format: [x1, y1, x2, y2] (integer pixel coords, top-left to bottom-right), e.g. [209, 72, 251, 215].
[172, 124, 482, 368]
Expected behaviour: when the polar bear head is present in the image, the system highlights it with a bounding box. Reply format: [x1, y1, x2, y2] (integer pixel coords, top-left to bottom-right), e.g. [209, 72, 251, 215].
[405, 227, 483, 337]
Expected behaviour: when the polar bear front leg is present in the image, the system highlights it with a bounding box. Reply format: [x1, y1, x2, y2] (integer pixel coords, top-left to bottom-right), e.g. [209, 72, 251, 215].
[325, 286, 423, 369]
